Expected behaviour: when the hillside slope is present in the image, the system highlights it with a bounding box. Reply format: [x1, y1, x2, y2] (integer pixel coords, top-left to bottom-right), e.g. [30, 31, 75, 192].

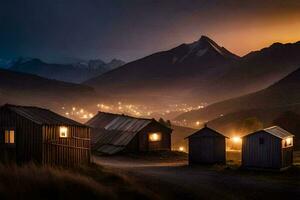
[0, 68, 96, 108]
[176, 66, 300, 123]
[84, 36, 240, 105]
[85, 38, 300, 106]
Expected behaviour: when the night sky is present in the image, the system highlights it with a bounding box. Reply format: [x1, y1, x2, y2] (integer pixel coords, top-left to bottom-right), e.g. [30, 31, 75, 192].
[1, 0, 300, 62]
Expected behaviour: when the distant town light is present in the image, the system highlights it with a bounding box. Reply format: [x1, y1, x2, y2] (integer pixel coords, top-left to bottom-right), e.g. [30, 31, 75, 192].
[72, 107, 76, 111]
[82, 114, 88, 119]
[196, 121, 200, 126]
[179, 146, 184, 152]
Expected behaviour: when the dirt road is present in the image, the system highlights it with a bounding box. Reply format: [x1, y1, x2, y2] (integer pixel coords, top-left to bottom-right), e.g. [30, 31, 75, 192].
[93, 156, 300, 200]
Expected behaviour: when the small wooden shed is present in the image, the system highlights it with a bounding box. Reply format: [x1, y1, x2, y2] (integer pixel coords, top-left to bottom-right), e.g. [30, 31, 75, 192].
[0, 104, 90, 166]
[186, 125, 227, 165]
[242, 126, 294, 170]
[86, 112, 172, 155]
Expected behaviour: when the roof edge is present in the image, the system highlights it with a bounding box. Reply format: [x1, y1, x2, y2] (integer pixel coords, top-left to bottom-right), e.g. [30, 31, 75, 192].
[185, 126, 228, 139]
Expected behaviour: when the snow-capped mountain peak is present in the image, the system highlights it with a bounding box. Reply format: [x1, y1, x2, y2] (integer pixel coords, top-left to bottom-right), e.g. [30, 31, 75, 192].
[178, 35, 240, 63]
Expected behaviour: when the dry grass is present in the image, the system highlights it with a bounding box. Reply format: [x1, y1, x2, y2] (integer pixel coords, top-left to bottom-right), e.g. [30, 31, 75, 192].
[0, 163, 155, 200]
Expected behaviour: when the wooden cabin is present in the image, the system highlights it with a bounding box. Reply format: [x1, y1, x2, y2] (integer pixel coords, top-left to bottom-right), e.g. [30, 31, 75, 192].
[0, 104, 90, 166]
[242, 126, 294, 170]
[85, 112, 172, 155]
[186, 125, 227, 165]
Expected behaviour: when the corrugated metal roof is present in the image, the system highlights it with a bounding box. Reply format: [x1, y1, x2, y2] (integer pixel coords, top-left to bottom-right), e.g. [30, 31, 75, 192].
[97, 145, 125, 155]
[2, 104, 85, 126]
[86, 112, 153, 154]
[263, 126, 294, 139]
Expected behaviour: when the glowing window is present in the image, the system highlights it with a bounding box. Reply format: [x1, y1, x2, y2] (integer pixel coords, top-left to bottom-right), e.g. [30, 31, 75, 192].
[283, 137, 293, 148]
[5, 130, 15, 144]
[59, 126, 68, 138]
[149, 133, 161, 142]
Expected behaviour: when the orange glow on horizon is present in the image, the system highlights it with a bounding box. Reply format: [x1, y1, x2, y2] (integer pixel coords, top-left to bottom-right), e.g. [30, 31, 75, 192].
[178, 11, 300, 57]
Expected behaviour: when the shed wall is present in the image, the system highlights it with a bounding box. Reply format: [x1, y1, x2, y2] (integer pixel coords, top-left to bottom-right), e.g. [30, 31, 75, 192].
[242, 132, 282, 169]
[282, 147, 293, 168]
[138, 122, 171, 151]
[188, 136, 226, 164]
[0, 109, 42, 164]
[42, 125, 90, 166]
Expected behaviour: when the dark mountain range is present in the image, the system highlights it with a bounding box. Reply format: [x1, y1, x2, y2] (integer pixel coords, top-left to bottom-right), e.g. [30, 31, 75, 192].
[84, 36, 240, 105]
[206, 41, 300, 102]
[9, 58, 125, 83]
[84, 36, 300, 106]
[177, 66, 300, 128]
[0, 68, 96, 109]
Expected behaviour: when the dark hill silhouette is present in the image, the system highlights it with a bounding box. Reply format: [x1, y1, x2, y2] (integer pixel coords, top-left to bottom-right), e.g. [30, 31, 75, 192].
[176, 66, 300, 126]
[0, 68, 96, 108]
[85, 36, 300, 105]
[84, 36, 240, 104]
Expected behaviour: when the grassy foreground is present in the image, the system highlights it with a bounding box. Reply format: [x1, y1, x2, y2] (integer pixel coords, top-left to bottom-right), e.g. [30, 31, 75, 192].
[0, 163, 155, 200]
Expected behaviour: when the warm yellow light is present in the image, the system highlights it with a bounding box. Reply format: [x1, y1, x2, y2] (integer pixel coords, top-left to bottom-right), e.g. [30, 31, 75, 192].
[196, 121, 200, 126]
[72, 107, 76, 111]
[149, 133, 161, 142]
[232, 136, 242, 143]
[65, 112, 69, 116]
[80, 109, 84, 113]
[59, 126, 68, 138]
[9, 130, 14, 143]
[286, 138, 292, 146]
[89, 113, 94, 118]
[5, 130, 15, 144]
[179, 146, 184, 152]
